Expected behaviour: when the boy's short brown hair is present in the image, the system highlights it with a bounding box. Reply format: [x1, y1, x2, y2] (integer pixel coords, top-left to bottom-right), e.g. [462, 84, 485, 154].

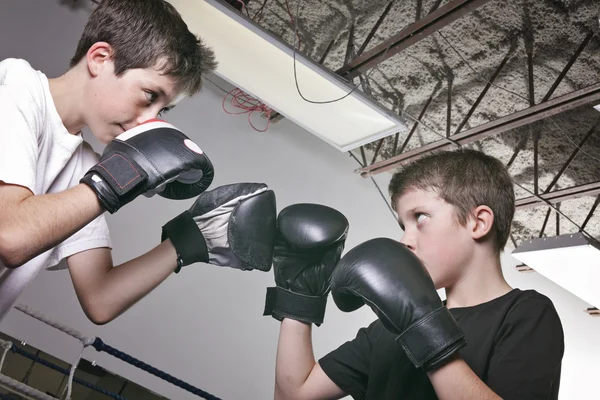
[70, 0, 217, 95]
[388, 148, 515, 254]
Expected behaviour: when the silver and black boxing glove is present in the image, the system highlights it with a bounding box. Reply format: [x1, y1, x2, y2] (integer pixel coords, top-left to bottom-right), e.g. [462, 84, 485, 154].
[263, 203, 349, 326]
[81, 119, 214, 213]
[331, 238, 466, 371]
[161, 183, 277, 272]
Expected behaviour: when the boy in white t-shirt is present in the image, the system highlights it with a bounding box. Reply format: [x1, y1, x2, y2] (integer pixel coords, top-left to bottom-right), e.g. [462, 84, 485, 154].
[0, 0, 218, 324]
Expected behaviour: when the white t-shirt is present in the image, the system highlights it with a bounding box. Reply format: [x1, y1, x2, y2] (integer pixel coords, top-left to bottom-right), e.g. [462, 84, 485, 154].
[0, 58, 112, 321]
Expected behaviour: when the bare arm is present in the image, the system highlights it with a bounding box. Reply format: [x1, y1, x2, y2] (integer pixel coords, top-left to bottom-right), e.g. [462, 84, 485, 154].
[428, 356, 502, 400]
[0, 183, 103, 268]
[67, 239, 178, 325]
[66, 238, 177, 325]
[275, 319, 346, 400]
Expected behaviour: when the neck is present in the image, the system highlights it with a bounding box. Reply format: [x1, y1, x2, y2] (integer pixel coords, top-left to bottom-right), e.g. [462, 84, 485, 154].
[48, 67, 86, 135]
[445, 247, 512, 309]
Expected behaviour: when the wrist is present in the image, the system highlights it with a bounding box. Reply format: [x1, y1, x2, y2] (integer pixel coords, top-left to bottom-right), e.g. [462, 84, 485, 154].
[263, 286, 328, 326]
[281, 317, 312, 329]
[161, 210, 208, 271]
[426, 352, 462, 377]
[76, 183, 105, 215]
[426, 355, 502, 400]
[159, 239, 181, 273]
[426, 354, 465, 393]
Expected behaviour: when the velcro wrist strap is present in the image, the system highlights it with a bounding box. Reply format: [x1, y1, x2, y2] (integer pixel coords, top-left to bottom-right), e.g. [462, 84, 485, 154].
[88, 153, 148, 197]
[263, 286, 328, 326]
[161, 211, 209, 271]
[80, 173, 119, 213]
[395, 307, 466, 370]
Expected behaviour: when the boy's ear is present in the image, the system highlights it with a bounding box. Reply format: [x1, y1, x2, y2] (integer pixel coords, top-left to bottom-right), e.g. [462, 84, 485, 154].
[86, 42, 114, 77]
[470, 205, 494, 240]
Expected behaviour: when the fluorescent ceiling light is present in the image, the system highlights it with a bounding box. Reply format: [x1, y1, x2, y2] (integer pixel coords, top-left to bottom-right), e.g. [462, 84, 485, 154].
[167, 0, 406, 152]
[512, 233, 600, 309]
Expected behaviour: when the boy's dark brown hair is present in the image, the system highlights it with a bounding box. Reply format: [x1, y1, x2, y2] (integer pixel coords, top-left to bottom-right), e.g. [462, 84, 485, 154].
[70, 0, 217, 95]
[388, 148, 515, 254]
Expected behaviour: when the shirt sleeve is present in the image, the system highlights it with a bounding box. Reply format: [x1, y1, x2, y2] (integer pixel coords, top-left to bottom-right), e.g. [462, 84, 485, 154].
[46, 141, 112, 269]
[0, 82, 41, 192]
[46, 214, 112, 270]
[318, 321, 380, 400]
[486, 296, 564, 399]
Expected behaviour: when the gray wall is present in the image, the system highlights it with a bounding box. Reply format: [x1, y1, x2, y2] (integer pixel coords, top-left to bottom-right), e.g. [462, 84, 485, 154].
[0, 1, 598, 399]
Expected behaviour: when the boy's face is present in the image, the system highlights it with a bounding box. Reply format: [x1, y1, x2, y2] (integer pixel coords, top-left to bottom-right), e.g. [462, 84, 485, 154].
[84, 56, 183, 144]
[395, 188, 475, 289]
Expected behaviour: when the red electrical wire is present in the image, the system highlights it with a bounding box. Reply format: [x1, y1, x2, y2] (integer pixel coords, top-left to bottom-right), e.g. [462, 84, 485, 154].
[222, 88, 272, 132]
[236, 0, 248, 16]
[220, 0, 299, 132]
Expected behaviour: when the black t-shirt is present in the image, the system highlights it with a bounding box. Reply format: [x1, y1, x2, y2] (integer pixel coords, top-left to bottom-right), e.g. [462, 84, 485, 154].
[319, 289, 564, 400]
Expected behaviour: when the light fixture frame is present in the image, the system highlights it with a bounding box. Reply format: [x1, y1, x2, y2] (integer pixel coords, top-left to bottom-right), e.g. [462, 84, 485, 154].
[512, 232, 600, 309]
[168, 0, 407, 152]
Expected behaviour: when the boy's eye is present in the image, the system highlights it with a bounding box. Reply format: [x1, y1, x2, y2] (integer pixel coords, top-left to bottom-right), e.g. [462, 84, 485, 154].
[157, 107, 171, 117]
[416, 213, 427, 223]
[145, 90, 158, 103]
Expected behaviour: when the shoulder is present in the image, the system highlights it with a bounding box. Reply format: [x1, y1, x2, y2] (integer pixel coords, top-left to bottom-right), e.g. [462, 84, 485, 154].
[0, 58, 47, 116]
[345, 319, 390, 352]
[325, 319, 385, 356]
[498, 289, 564, 339]
[506, 289, 559, 315]
[0, 58, 42, 87]
[358, 319, 387, 339]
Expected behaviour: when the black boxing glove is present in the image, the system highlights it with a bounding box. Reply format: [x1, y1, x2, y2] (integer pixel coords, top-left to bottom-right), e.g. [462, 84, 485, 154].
[81, 119, 214, 213]
[161, 182, 277, 272]
[331, 238, 466, 371]
[263, 204, 349, 326]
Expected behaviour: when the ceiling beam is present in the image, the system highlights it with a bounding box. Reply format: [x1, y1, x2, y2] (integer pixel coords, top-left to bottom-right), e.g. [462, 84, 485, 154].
[357, 82, 600, 176]
[515, 181, 600, 210]
[337, 0, 493, 79]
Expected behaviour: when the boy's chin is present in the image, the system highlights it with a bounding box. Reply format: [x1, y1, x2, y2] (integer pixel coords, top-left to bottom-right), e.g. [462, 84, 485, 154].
[430, 273, 451, 291]
[106, 123, 126, 140]
[89, 128, 118, 145]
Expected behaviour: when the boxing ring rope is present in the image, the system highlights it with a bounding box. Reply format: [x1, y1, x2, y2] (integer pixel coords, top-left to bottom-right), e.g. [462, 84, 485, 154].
[0, 304, 222, 400]
[0, 372, 56, 400]
[0, 334, 60, 400]
[0, 338, 127, 399]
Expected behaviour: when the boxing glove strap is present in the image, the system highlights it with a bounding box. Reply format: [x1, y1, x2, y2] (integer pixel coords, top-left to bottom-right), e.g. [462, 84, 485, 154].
[80, 172, 119, 213]
[82, 153, 149, 213]
[395, 306, 466, 370]
[263, 287, 328, 326]
[161, 211, 209, 272]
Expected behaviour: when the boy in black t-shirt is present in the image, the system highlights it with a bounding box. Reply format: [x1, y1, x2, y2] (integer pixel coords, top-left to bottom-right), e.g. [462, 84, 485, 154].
[263, 148, 564, 400]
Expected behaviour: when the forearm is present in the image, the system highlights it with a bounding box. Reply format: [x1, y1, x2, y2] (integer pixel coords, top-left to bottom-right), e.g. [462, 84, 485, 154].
[427, 356, 502, 400]
[70, 240, 177, 325]
[275, 319, 316, 399]
[0, 184, 103, 267]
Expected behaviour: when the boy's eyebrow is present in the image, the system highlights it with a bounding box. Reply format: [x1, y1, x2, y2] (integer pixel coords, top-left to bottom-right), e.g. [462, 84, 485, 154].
[150, 86, 180, 109]
[404, 206, 419, 215]
[155, 86, 172, 100]
[146, 83, 174, 101]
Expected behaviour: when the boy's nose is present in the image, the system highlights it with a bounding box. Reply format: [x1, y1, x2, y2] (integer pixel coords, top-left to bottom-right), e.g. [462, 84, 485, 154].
[137, 107, 163, 125]
[399, 233, 416, 252]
